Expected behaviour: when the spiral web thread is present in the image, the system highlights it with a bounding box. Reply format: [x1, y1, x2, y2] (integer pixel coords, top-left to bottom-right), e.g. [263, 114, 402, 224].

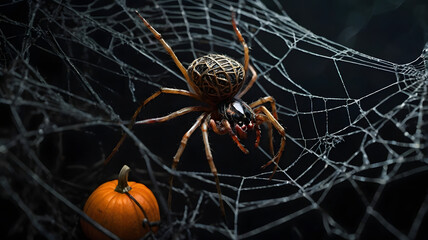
[1, 0, 427, 239]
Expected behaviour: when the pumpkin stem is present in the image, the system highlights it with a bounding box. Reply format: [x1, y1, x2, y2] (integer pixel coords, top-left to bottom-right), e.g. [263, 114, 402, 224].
[115, 165, 132, 193]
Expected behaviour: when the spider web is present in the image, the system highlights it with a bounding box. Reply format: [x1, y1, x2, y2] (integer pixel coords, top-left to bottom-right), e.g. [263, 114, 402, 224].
[1, 0, 428, 239]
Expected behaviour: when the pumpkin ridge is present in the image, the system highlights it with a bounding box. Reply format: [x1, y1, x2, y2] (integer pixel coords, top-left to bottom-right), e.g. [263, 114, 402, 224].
[84, 183, 113, 216]
[132, 186, 158, 213]
[127, 194, 145, 235]
[135, 192, 159, 223]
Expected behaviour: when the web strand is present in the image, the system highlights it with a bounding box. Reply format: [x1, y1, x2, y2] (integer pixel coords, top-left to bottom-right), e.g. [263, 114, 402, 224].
[1, 0, 427, 239]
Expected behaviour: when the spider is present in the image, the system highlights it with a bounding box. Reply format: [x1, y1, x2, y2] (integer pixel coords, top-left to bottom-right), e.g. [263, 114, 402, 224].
[105, 11, 286, 216]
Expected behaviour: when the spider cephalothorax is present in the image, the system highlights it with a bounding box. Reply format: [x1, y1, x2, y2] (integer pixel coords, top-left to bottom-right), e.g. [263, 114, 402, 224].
[106, 11, 286, 217]
[216, 99, 256, 139]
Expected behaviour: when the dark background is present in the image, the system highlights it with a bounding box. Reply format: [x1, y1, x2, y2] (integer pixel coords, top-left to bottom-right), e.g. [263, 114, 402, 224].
[280, 0, 427, 62]
[1, 0, 427, 239]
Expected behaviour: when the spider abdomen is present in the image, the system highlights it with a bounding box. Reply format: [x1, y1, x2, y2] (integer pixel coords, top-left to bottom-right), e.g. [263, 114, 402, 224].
[187, 54, 245, 103]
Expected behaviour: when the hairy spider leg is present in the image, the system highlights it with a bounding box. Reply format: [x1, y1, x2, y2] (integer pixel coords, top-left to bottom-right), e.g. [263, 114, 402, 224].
[104, 88, 201, 164]
[168, 113, 206, 209]
[202, 117, 226, 216]
[231, 12, 249, 72]
[254, 106, 286, 180]
[136, 11, 202, 97]
[237, 64, 257, 99]
[250, 96, 279, 156]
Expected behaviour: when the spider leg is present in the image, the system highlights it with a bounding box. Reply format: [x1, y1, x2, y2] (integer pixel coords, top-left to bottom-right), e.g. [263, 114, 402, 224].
[250, 96, 278, 156]
[254, 106, 286, 180]
[209, 119, 228, 135]
[237, 64, 257, 99]
[256, 114, 274, 157]
[250, 96, 278, 119]
[209, 119, 249, 154]
[143, 88, 202, 105]
[135, 106, 208, 125]
[104, 88, 202, 164]
[231, 12, 249, 72]
[136, 11, 201, 96]
[168, 113, 206, 209]
[221, 119, 249, 154]
[254, 124, 261, 148]
[202, 117, 226, 217]
[267, 122, 274, 156]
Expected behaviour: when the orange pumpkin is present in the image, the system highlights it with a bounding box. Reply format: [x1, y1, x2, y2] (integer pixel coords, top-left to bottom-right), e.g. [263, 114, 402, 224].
[80, 165, 160, 240]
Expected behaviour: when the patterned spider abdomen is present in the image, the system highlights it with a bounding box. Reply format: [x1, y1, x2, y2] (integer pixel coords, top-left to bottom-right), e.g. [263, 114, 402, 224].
[187, 54, 245, 103]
